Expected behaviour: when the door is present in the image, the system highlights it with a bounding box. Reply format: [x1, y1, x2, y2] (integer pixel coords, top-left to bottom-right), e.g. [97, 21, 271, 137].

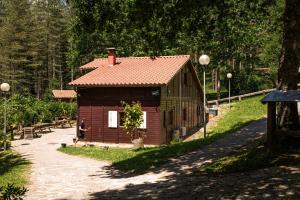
[91, 106, 103, 142]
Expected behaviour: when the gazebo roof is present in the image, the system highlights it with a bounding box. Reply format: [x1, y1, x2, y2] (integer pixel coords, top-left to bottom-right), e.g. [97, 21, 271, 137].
[261, 90, 300, 104]
[52, 90, 76, 99]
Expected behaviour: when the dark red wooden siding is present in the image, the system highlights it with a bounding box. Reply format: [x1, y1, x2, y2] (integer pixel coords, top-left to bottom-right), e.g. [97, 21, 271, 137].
[78, 87, 161, 145]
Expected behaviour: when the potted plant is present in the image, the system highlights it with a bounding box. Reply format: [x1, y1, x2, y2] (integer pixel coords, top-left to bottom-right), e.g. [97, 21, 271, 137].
[121, 101, 145, 149]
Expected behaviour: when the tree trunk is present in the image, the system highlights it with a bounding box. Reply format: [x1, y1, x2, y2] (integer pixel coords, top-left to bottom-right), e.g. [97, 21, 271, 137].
[278, 0, 299, 130]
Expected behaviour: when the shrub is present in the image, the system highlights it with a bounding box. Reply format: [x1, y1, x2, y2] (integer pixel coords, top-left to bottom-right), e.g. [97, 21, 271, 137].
[121, 101, 144, 140]
[0, 139, 11, 149]
[225, 69, 270, 95]
[0, 183, 28, 200]
[0, 94, 76, 130]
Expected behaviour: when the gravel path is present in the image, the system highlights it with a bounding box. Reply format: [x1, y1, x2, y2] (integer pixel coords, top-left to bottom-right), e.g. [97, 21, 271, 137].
[12, 119, 269, 199]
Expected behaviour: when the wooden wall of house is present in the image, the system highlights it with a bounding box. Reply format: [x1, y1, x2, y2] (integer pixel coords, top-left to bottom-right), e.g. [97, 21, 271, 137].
[160, 62, 204, 144]
[78, 87, 162, 145]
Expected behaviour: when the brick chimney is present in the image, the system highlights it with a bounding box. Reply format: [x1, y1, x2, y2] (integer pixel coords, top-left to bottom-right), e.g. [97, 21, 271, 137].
[107, 48, 116, 67]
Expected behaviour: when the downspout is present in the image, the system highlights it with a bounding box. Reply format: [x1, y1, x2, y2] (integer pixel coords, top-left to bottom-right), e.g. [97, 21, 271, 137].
[179, 69, 182, 130]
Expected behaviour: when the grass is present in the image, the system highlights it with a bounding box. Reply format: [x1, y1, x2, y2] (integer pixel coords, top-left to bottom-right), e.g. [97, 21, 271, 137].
[0, 150, 31, 188]
[58, 95, 267, 174]
[199, 144, 300, 174]
[210, 95, 267, 135]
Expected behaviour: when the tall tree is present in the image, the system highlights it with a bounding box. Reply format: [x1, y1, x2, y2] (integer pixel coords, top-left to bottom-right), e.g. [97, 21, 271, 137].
[277, 0, 299, 130]
[0, 0, 33, 93]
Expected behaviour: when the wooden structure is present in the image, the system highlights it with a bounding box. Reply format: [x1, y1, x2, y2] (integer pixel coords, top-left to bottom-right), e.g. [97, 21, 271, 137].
[261, 90, 300, 148]
[69, 49, 204, 145]
[52, 90, 76, 102]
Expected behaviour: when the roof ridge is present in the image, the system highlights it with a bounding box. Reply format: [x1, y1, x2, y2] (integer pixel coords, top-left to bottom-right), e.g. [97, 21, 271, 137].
[94, 55, 190, 60]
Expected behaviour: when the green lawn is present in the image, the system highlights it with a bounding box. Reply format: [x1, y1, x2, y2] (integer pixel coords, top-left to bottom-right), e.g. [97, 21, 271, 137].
[58, 95, 267, 174]
[0, 150, 31, 188]
[199, 144, 300, 174]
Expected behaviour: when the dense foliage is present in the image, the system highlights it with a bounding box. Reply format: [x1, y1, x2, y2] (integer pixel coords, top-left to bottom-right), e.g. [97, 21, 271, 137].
[0, 0, 69, 97]
[0, 95, 76, 130]
[67, 0, 283, 95]
[0, 0, 286, 97]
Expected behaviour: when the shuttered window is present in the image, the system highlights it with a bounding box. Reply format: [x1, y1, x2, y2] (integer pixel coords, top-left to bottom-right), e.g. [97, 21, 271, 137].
[108, 111, 117, 128]
[139, 111, 147, 129]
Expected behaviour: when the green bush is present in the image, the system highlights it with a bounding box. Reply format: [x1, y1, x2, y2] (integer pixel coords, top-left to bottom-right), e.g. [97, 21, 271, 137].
[0, 94, 76, 130]
[0, 139, 11, 149]
[0, 183, 28, 200]
[225, 69, 271, 96]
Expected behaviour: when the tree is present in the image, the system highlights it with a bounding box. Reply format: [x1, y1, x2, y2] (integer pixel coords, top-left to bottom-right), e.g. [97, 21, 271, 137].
[0, 0, 69, 97]
[121, 101, 145, 148]
[277, 0, 300, 130]
[0, 0, 33, 93]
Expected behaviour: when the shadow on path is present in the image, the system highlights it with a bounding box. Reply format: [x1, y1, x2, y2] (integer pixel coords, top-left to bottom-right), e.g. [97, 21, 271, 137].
[85, 119, 300, 199]
[89, 164, 300, 199]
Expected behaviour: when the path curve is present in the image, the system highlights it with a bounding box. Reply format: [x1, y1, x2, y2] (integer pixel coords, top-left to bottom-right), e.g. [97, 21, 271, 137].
[12, 119, 266, 199]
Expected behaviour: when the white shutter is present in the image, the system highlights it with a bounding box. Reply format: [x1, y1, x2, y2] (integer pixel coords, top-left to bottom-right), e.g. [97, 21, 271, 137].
[140, 111, 147, 129]
[108, 111, 117, 128]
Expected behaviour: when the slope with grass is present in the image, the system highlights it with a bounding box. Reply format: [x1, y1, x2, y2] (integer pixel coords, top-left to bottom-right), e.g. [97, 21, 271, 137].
[199, 144, 300, 174]
[58, 95, 267, 174]
[0, 150, 31, 188]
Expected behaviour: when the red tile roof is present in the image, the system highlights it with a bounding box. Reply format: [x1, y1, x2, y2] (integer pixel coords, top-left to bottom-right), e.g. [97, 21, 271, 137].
[52, 90, 76, 99]
[69, 55, 191, 86]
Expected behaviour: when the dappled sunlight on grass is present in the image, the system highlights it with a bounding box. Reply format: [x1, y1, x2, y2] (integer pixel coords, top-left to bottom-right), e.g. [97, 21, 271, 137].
[199, 144, 300, 174]
[0, 150, 31, 187]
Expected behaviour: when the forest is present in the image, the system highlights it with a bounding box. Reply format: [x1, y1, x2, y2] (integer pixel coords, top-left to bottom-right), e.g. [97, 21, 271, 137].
[0, 0, 285, 97]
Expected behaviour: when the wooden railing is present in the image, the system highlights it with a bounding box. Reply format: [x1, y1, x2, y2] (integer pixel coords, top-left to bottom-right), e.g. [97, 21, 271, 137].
[207, 88, 276, 105]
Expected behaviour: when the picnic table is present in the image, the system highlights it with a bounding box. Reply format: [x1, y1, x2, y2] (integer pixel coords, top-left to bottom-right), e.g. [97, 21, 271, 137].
[33, 123, 52, 133]
[23, 127, 39, 139]
[53, 117, 73, 128]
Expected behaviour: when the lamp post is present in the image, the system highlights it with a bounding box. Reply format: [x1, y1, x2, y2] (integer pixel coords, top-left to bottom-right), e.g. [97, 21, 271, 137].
[227, 73, 232, 110]
[199, 54, 210, 138]
[1, 83, 10, 151]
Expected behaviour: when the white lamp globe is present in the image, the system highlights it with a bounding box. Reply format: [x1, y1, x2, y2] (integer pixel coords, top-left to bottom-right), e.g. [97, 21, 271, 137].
[199, 54, 210, 65]
[1, 83, 10, 92]
[227, 73, 232, 79]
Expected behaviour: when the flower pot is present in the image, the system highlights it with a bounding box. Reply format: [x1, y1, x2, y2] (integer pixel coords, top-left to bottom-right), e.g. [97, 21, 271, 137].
[132, 138, 144, 149]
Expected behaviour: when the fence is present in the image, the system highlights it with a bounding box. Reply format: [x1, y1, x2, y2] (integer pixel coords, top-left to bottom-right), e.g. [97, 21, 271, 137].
[207, 88, 276, 105]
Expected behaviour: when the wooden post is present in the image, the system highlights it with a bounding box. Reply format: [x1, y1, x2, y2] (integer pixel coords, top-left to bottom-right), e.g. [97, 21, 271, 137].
[267, 102, 276, 149]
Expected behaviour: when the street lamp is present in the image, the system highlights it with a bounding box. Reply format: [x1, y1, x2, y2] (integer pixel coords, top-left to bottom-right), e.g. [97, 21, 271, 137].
[1, 83, 10, 151]
[199, 54, 210, 138]
[227, 73, 232, 110]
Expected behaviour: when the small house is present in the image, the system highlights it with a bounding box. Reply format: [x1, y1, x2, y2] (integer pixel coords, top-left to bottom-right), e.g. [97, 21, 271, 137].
[69, 48, 205, 145]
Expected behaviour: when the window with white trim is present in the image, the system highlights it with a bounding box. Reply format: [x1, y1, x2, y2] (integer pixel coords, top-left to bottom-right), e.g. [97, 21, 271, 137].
[139, 111, 147, 129]
[108, 111, 117, 128]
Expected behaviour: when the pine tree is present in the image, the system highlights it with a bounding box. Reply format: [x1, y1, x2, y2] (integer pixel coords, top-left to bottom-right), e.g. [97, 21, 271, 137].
[0, 0, 34, 93]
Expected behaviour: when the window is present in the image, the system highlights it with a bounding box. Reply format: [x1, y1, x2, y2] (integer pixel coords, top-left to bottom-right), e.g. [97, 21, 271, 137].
[119, 112, 125, 126]
[184, 73, 188, 85]
[197, 106, 200, 116]
[169, 110, 173, 125]
[108, 111, 117, 128]
[163, 111, 166, 128]
[183, 108, 187, 121]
